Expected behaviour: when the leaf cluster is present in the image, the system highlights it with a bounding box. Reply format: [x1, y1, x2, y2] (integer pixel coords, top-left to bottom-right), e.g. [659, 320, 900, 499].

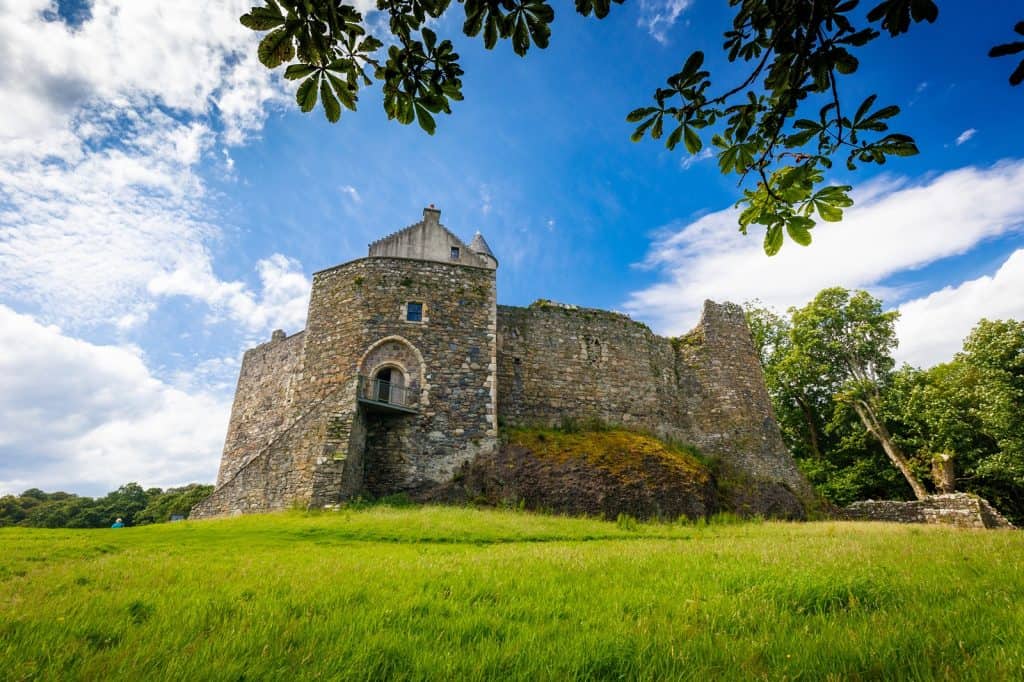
[240, 0, 578, 132]
[989, 20, 1024, 86]
[628, 0, 936, 254]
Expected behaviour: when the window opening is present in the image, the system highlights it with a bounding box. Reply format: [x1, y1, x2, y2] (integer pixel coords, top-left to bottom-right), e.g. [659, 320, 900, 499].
[406, 302, 423, 322]
[450, 246, 460, 260]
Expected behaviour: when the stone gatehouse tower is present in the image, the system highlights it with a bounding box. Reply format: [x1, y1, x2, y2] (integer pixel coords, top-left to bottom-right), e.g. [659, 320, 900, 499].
[192, 207, 810, 518]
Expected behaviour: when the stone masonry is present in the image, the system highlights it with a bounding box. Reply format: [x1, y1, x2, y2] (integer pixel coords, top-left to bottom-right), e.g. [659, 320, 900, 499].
[192, 207, 812, 518]
[841, 494, 1014, 529]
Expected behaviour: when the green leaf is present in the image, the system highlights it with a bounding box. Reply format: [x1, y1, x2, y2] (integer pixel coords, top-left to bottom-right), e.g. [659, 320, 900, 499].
[683, 125, 702, 154]
[989, 42, 1024, 58]
[854, 94, 878, 123]
[764, 224, 784, 256]
[512, 16, 530, 56]
[786, 216, 814, 246]
[296, 73, 319, 112]
[397, 95, 415, 125]
[1012, 59, 1024, 86]
[257, 27, 295, 68]
[320, 78, 341, 122]
[240, 6, 285, 31]
[483, 14, 499, 49]
[630, 116, 656, 142]
[876, 133, 919, 156]
[284, 64, 318, 80]
[680, 51, 704, 80]
[415, 103, 437, 134]
[327, 73, 357, 110]
[817, 204, 843, 221]
[626, 107, 655, 123]
[833, 48, 859, 74]
[665, 125, 683, 151]
[651, 114, 663, 139]
[718, 145, 739, 174]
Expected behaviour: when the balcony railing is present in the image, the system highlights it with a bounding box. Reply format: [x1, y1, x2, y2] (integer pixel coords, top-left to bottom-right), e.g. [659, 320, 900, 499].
[356, 375, 419, 414]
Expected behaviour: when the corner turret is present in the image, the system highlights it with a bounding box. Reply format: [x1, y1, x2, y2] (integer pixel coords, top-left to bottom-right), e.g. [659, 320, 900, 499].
[469, 231, 498, 268]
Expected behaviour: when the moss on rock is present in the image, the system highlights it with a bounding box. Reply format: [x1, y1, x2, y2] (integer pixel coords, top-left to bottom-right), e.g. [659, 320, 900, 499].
[423, 427, 717, 521]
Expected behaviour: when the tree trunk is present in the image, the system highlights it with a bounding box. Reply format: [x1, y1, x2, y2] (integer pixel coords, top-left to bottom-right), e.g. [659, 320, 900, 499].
[795, 394, 822, 460]
[851, 399, 929, 500]
[931, 454, 956, 494]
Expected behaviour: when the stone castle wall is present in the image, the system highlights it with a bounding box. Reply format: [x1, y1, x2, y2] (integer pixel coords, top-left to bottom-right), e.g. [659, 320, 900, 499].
[302, 256, 498, 495]
[497, 300, 813, 503]
[193, 255, 499, 517]
[216, 330, 305, 487]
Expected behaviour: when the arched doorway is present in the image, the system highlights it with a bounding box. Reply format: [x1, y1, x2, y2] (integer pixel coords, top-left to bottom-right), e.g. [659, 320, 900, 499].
[371, 365, 406, 405]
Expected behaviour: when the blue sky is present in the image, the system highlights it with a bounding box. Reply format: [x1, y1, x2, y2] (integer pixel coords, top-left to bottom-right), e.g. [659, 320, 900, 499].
[1, 0, 1022, 494]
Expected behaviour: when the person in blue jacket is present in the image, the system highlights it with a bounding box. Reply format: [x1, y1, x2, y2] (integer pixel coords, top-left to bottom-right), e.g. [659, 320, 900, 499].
[111, 517, 124, 528]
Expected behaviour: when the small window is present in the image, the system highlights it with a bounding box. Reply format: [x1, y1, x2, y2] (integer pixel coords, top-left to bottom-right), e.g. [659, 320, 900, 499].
[450, 246, 460, 260]
[406, 302, 423, 322]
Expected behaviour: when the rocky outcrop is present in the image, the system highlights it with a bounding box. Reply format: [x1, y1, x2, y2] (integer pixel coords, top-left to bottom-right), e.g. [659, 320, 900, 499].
[423, 429, 717, 521]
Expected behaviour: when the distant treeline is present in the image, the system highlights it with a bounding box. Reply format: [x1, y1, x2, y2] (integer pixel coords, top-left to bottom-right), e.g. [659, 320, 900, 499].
[0, 483, 213, 528]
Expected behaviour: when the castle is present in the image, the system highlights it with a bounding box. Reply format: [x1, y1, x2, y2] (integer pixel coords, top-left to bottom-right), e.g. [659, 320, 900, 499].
[192, 207, 811, 518]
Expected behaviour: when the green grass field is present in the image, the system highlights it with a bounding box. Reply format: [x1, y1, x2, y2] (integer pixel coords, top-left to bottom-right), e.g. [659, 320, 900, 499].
[2, 507, 1022, 680]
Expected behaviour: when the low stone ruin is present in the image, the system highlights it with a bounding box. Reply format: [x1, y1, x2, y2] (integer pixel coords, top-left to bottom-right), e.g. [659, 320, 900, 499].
[841, 493, 1014, 529]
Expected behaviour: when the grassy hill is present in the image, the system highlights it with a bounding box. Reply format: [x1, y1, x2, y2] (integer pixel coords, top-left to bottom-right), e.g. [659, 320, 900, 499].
[2, 507, 1023, 679]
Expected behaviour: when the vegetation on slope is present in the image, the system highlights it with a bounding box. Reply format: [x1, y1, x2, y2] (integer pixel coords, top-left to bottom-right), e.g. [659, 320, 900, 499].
[432, 426, 716, 520]
[3, 507, 1022, 680]
[504, 425, 710, 482]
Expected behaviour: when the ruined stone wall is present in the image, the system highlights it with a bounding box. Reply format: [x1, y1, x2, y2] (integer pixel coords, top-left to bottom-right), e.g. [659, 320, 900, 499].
[841, 493, 1014, 529]
[216, 330, 305, 487]
[497, 300, 813, 504]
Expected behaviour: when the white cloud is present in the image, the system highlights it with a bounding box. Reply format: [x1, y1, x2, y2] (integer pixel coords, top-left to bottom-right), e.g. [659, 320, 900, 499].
[626, 161, 1024, 359]
[0, 0, 284, 142]
[956, 128, 977, 145]
[680, 148, 712, 170]
[480, 185, 493, 215]
[148, 254, 310, 333]
[341, 185, 362, 203]
[895, 249, 1024, 367]
[0, 1, 310, 333]
[0, 305, 230, 496]
[638, 0, 692, 43]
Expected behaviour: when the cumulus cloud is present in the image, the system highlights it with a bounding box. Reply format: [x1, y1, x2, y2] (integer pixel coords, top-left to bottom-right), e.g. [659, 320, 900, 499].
[148, 254, 311, 333]
[895, 249, 1024, 367]
[638, 0, 692, 43]
[0, 305, 230, 496]
[0, 0, 283, 142]
[0, 1, 312, 334]
[626, 160, 1024, 364]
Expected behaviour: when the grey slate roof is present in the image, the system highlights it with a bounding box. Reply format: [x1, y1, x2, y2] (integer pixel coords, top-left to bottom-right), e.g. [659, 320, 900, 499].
[469, 231, 495, 259]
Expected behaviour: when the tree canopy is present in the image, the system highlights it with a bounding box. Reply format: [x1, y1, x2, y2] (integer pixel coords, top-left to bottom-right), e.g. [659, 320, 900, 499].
[747, 294, 1024, 523]
[239, 0, 1019, 254]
